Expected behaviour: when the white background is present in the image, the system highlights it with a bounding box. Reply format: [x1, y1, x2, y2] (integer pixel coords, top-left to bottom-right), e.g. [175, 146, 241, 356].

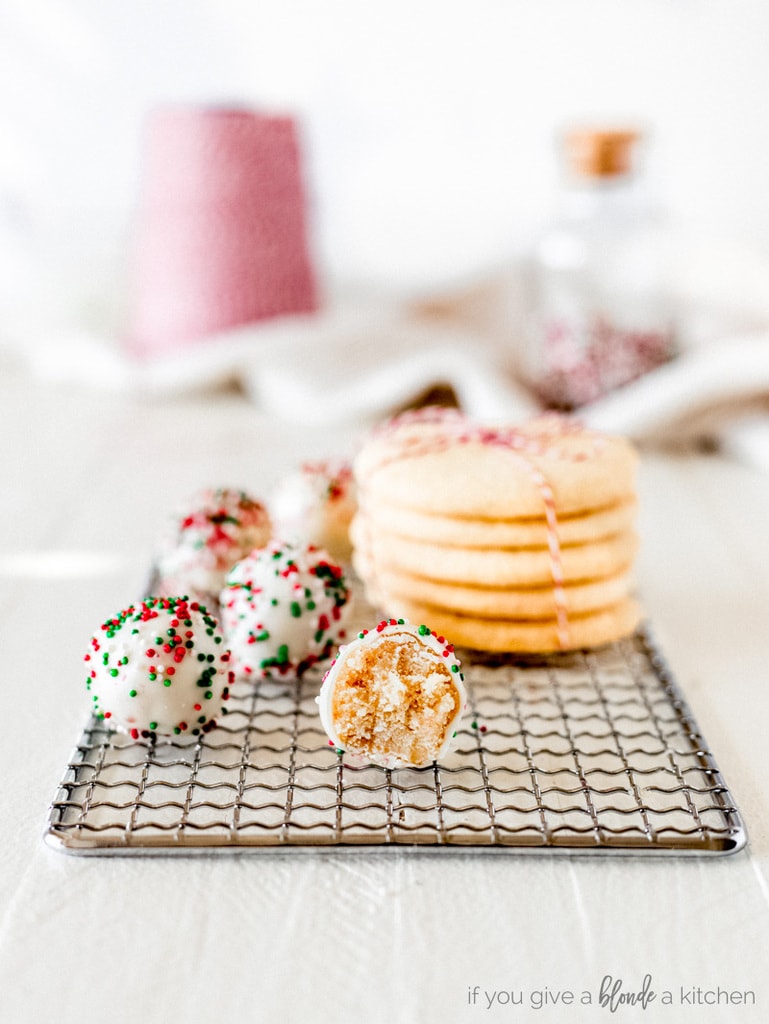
[2, 0, 769, 317]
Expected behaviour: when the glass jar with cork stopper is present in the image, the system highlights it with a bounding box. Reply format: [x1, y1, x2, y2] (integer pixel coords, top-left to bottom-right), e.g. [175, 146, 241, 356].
[524, 127, 676, 409]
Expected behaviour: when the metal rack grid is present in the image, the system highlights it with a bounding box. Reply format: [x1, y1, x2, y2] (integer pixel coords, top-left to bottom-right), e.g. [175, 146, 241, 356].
[45, 625, 747, 856]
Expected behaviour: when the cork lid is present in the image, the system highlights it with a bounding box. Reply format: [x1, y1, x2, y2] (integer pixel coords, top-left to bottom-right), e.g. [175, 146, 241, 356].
[563, 128, 640, 178]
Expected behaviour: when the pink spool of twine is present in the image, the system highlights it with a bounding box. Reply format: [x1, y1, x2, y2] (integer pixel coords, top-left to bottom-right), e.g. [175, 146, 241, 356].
[127, 106, 318, 357]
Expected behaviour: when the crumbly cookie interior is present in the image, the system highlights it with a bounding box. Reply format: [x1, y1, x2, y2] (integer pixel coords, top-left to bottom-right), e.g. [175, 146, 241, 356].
[331, 633, 459, 764]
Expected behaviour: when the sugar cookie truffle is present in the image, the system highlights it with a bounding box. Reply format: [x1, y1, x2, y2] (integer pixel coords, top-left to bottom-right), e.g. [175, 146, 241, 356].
[270, 460, 356, 563]
[220, 541, 351, 680]
[317, 619, 466, 769]
[84, 596, 232, 739]
[156, 487, 271, 599]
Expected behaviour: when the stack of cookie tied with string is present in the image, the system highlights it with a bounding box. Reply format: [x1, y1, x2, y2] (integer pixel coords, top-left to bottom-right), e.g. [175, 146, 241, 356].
[351, 407, 642, 654]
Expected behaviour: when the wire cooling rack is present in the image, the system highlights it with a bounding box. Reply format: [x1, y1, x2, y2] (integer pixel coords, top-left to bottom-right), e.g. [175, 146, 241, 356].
[46, 623, 746, 856]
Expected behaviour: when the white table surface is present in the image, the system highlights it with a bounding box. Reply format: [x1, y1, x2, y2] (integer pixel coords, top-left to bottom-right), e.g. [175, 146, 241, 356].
[0, 370, 767, 1024]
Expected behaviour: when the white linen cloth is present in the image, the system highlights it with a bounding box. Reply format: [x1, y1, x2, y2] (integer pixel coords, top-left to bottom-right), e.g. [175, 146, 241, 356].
[6, 245, 769, 467]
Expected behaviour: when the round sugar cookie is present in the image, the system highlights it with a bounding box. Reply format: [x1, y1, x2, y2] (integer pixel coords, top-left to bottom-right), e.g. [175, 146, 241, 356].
[352, 516, 638, 587]
[362, 497, 637, 550]
[353, 555, 634, 621]
[364, 593, 643, 654]
[355, 409, 638, 520]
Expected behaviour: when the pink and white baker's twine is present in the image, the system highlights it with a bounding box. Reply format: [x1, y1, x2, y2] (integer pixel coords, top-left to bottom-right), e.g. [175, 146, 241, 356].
[361, 407, 604, 649]
[127, 107, 318, 357]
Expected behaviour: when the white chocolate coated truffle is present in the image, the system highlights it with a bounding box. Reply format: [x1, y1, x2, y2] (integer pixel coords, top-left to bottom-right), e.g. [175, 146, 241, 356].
[220, 541, 351, 680]
[84, 596, 232, 739]
[317, 619, 466, 768]
[156, 487, 271, 598]
[270, 460, 356, 563]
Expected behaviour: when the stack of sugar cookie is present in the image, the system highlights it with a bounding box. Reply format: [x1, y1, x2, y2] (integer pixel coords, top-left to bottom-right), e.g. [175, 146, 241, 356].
[351, 408, 642, 654]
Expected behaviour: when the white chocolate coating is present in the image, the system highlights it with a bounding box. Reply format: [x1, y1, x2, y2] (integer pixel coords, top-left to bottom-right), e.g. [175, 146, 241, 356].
[316, 619, 467, 768]
[270, 460, 356, 563]
[84, 597, 232, 738]
[219, 541, 350, 680]
[156, 487, 271, 599]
